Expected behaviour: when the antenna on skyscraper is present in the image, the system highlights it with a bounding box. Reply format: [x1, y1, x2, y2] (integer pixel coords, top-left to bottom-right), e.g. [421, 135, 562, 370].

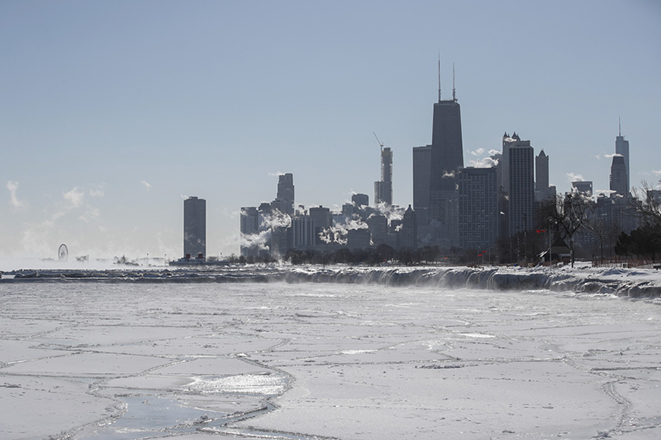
[438, 52, 442, 102]
[618, 117, 621, 136]
[452, 63, 456, 102]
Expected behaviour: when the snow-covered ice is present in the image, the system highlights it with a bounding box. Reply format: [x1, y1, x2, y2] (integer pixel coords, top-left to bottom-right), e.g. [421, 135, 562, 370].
[1, 266, 660, 439]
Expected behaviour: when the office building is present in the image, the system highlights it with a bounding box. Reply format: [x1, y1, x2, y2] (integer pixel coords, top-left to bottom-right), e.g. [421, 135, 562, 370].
[508, 144, 534, 236]
[275, 173, 295, 214]
[347, 228, 371, 250]
[410, 64, 463, 248]
[291, 215, 315, 250]
[400, 205, 418, 249]
[184, 196, 206, 259]
[458, 167, 499, 250]
[375, 146, 393, 206]
[572, 181, 593, 196]
[352, 193, 369, 208]
[428, 93, 463, 222]
[535, 150, 550, 201]
[412, 145, 432, 226]
[610, 155, 628, 198]
[615, 123, 630, 195]
[366, 214, 387, 246]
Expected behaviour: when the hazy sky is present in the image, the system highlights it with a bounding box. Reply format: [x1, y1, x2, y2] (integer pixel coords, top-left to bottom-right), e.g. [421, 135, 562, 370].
[2, 0, 660, 260]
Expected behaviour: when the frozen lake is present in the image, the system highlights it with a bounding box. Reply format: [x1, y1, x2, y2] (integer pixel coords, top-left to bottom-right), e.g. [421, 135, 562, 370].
[1, 276, 660, 439]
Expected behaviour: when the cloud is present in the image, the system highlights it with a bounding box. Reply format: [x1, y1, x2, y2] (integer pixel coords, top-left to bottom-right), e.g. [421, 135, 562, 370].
[652, 170, 661, 176]
[79, 207, 100, 222]
[268, 171, 286, 176]
[6, 181, 25, 209]
[141, 181, 152, 191]
[469, 148, 485, 156]
[89, 187, 105, 198]
[566, 172, 584, 182]
[63, 187, 85, 208]
[604, 153, 623, 159]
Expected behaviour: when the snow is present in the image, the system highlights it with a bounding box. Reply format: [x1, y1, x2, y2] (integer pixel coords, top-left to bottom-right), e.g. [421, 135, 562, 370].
[1, 267, 660, 439]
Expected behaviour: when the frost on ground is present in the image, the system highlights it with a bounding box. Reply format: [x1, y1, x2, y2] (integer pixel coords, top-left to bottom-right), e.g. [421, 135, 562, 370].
[0, 276, 660, 439]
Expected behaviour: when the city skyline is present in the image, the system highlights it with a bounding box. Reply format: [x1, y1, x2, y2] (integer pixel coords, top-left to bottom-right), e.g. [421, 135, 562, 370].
[2, 1, 660, 261]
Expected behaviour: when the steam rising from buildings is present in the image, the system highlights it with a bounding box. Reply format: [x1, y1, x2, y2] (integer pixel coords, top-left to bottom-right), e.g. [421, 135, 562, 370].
[239, 165, 418, 258]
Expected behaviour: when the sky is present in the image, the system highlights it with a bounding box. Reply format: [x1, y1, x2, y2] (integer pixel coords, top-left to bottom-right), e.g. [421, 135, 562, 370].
[1, 0, 660, 261]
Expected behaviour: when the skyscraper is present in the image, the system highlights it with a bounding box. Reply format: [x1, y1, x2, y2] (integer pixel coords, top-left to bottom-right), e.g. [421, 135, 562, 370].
[412, 145, 432, 226]
[500, 132, 523, 194]
[240, 206, 259, 257]
[374, 146, 393, 206]
[615, 122, 630, 195]
[428, 92, 463, 221]
[400, 205, 418, 249]
[458, 167, 499, 250]
[508, 144, 534, 236]
[535, 150, 550, 201]
[184, 196, 206, 259]
[275, 173, 295, 214]
[425, 64, 463, 248]
[610, 155, 628, 197]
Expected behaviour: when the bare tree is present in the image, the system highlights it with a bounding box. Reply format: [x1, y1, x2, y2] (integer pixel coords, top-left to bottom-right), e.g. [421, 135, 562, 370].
[541, 192, 592, 268]
[630, 179, 661, 226]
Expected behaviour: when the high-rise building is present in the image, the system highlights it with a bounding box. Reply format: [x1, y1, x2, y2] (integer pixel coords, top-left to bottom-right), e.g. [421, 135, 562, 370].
[352, 193, 369, 208]
[458, 167, 499, 251]
[500, 132, 523, 194]
[535, 150, 550, 201]
[275, 173, 295, 214]
[240, 206, 259, 257]
[366, 214, 388, 246]
[508, 144, 534, 236]
[422, 64, 463, 248]
[291, 215, 315, 250]
[610, 155, 628, 197]
[571, 181, 593, 196]
[374, 147, 393, 206]
[400, 205, 418, 250]
[615, 122, 630, 195]
[429, 97, 463, 221]
[412, 145, 432, 226]
[184, 196, 206, 259]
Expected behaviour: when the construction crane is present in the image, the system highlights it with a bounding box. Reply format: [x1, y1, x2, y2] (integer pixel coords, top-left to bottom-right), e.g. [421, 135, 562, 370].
[373, 132, 384, 152]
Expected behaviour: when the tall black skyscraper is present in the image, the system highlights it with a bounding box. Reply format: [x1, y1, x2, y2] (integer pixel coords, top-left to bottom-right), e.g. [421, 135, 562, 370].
[429, 66, 463, 222]
[508, 144, 534, 236]
[184, 196, 206, 259]
[424, 64, 463, 249]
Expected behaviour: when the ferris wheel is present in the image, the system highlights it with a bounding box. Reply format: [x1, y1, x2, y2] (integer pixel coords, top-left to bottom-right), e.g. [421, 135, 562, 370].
[58, 244, 69, 262]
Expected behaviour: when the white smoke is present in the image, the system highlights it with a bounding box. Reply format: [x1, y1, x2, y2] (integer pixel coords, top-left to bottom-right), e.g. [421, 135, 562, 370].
[469, 157, 498, 168]
[373, 202, 404, 222]
[240, 209, 292, 251]
[141, 181, 152, 191]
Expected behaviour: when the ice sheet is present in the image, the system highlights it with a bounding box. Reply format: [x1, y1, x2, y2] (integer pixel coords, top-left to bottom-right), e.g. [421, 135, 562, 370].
[1, 279, 660, 439]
